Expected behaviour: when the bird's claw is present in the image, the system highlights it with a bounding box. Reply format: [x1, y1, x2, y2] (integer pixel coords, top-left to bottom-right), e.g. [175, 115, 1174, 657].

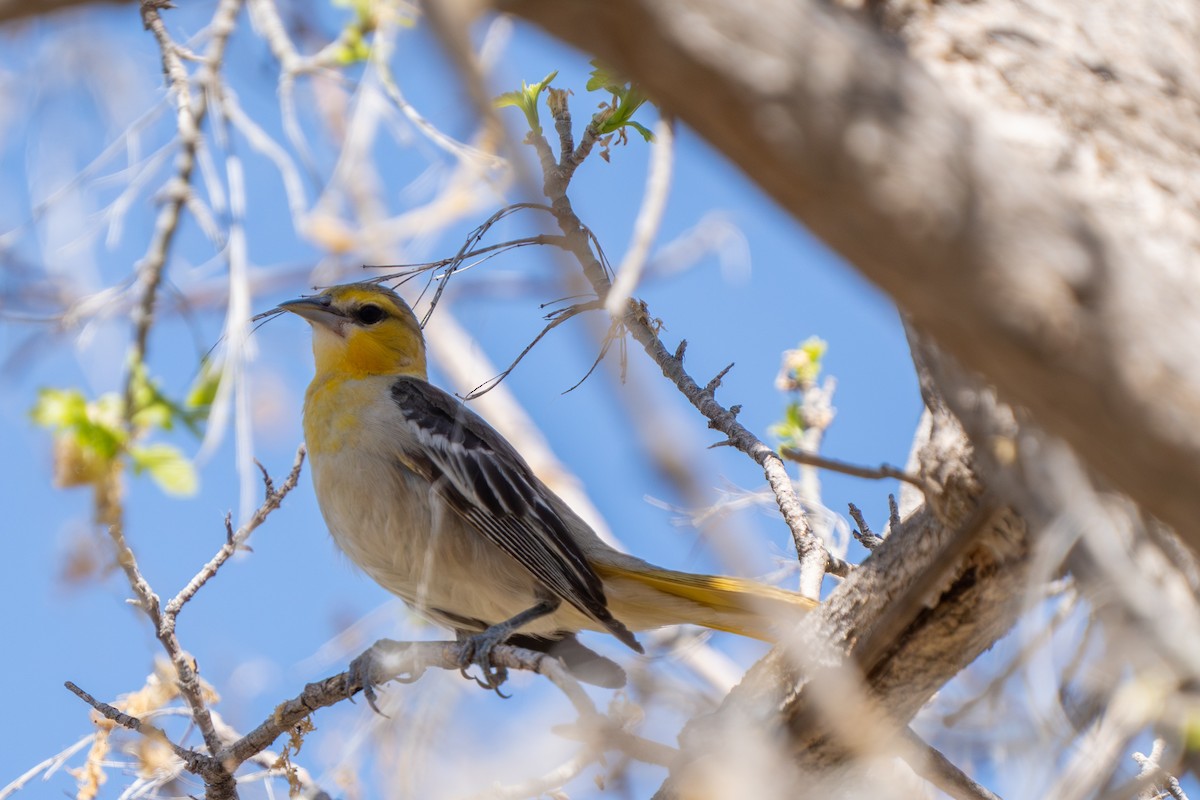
[458, 631, 511, 697]
[347, 647, 389, 716]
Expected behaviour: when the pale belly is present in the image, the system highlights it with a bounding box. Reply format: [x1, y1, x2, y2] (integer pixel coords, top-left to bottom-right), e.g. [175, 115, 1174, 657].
[309, 445, 594, 636]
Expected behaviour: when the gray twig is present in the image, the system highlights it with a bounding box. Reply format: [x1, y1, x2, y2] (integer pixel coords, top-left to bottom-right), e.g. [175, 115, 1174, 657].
[526, 93, 840, 593]
[781, 447, 928, 491]
[62, 682, 218, 781]
[165, 445, 306, 617]
[902, 727, 1004, 800]
[848, 502, 884, 550]
[214, 639, 673, 782]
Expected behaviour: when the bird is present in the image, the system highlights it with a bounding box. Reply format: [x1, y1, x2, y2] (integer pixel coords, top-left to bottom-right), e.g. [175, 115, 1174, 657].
[280, 281, 817, 692]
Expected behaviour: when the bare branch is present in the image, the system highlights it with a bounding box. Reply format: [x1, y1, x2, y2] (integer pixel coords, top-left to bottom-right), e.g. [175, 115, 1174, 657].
[622, 299, 844, 588]
[214, 639, 674, 776]
[0, 735, 96, 800]
[165, 445, 306, 617]
[847, 502, 883, 550]
[781, 447, 928, 491]
[902, 728, 1003, 800]
[125, 0, 241, 420]
[1132, 741, 1189, 800]
[62, 682, 216, 780]
[486, 89, 844, 593]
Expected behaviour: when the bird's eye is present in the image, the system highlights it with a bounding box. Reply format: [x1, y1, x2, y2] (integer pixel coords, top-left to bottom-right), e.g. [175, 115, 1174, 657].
[355, 304, 386, 325]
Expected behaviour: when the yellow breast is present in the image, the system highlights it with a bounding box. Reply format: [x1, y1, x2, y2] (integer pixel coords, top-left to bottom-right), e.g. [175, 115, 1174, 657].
[302, 374, 386, 458]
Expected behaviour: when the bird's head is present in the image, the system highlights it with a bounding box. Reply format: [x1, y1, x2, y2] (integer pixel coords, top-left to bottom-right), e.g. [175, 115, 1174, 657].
[279, 283, 427, 379]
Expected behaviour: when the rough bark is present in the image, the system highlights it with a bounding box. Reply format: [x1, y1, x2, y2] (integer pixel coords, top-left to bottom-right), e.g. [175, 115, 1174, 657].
[657, 365, 1030, 795]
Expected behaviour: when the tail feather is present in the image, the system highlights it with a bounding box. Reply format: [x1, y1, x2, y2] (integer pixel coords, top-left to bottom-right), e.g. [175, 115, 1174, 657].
[594, 562, 816, 641]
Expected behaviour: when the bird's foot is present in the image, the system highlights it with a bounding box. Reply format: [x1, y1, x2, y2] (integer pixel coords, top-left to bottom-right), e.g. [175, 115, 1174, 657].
[457, 628, 512, 697]
[347, 646, 388, 715]
[346, 639, 420, 715]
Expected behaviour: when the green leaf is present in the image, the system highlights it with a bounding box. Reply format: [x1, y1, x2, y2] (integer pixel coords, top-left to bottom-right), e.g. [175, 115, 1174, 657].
[74, 419, 125, 461]
[31, 388, 88, 429]
[800, 336, 828, 365]
[585, 60, 654, 147]
[495, 71, 558, 133]
[132, 398, 174, 432]
[586, 61, 627, 94]
[625, 120, 655, 143]
[32, 388, 126, 460]
[333, 31, 372, 65]
[185, 359, 221, 408]
[130, 443, 199, 497]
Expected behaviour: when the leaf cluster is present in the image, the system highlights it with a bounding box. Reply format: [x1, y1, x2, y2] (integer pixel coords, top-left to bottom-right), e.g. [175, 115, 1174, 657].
[495, 71, 560, 135]
[495, 62, 655, 161]
[769, 337, 828, 448]
[585, 60, 655, 151]
[30, 361, 221, 498]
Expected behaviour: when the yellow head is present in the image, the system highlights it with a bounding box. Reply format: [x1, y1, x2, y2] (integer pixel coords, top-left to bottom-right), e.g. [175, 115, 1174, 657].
[278, 283, 427, 379]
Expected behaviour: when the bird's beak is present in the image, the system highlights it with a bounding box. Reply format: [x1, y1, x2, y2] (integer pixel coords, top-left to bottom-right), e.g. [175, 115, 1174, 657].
[277, 295, 345, 331]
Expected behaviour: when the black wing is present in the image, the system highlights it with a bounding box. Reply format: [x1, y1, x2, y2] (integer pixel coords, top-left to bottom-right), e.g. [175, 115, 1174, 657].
[389, 377, 639, 651]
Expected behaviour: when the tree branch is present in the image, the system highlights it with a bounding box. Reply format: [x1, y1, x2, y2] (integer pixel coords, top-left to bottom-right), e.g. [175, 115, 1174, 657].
[499, 0, 1200, 557]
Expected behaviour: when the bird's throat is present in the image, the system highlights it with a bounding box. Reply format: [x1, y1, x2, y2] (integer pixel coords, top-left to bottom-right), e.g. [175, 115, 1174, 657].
[311, 325, 428, 380]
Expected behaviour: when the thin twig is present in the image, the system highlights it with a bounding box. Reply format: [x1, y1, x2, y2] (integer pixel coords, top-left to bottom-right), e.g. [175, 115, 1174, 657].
[781, 447, 928, 491]
[62, 682, 216, 779]
[623, 301, 844, 588]
[902, 728, 1003, 800]
[847, 502, 885, 550]
[214, 640, 664, 770]
[125, 0, 241, 421]
[165, 445, 306, 616]
[0, 734, 96, 800]
[524, 93, 839, 593]
[460, 301, 603, 400]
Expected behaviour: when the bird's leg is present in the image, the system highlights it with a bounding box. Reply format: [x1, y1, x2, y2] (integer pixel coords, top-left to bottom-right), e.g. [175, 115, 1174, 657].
[458, 598, 561, 693]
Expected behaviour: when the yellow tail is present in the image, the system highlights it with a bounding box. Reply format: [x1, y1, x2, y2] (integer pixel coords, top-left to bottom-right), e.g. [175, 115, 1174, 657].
[594, 562, 817, 641]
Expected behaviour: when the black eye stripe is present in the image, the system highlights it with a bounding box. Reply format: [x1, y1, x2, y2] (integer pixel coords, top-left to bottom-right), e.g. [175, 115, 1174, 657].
[355, 304, 386, 324]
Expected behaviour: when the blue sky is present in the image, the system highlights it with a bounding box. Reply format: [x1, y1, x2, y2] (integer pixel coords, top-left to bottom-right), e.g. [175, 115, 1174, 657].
[0, 5, 958, 798]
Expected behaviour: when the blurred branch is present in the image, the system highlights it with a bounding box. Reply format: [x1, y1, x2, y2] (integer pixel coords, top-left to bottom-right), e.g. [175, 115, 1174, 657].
[903, 728, 1003, 800]
[942, 582, 1078, 728]
[0, 0, 132, 25]
[125, 0, 241, 418]
[0, 734, 96, 800]
[1132, 740, 1189, 800]
[780, 447, 927, 492]
[604, 113, 674, 317]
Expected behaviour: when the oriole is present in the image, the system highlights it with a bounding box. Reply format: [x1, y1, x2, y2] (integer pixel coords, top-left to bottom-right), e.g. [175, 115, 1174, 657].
[281, 282, 815, 689]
